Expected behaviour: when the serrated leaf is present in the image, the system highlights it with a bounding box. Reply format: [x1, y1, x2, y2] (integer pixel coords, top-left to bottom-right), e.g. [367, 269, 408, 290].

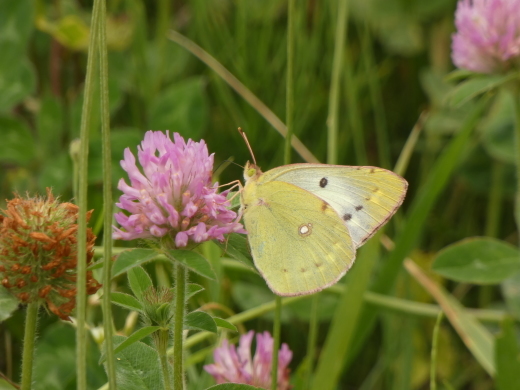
[106, 335, 163, 390]
[128, 266, 153, 300]
[0, 286, 18, 322]
[213, 317, 237, 332]
[496, 317, 520, 390]
[207, 385, 264, 390]
[112, 248, 159, 278]
[432, 237, 520, 284]
[100, 326, 161, 363]
[186, 283, 205, 300]
[111, 292, 143, 312]
[446, 74, 515, 107]
[185, 311, 217, 333]
[214, 233, 256, 271]
[165, 250, 216, 280]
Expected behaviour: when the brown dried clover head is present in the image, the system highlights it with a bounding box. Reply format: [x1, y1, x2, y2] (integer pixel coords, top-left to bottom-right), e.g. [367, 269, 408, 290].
[0, 189, 101, 320]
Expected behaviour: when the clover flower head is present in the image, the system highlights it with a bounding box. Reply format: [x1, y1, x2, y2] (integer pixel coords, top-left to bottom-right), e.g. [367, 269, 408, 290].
[452, 0, 520, 73]
[0, 189, 101, 320]
[113, 131, 245, 247]
[204, 331, 293, 390]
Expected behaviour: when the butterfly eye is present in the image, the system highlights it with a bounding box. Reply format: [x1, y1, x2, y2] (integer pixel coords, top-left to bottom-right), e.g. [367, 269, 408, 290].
[247, 168, 256, 177]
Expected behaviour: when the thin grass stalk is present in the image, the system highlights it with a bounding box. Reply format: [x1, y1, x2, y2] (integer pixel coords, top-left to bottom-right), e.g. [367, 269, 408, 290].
[20, 303, 39, 390]
[304, 294, 319, 390]
[76, 1, 101, 388]
[430, 312, 444, 390]
[343, 45, 367, 165]
[167, 30, 319, 163]
[271, 296, 282, 390]
[513, 85, 520, 244]
[97, 0, 117, 386]
[359, 20, 390, 168]
[173, 263, 187, 390]
[284, 0, 295, 165]
[327, 0, 348, 165]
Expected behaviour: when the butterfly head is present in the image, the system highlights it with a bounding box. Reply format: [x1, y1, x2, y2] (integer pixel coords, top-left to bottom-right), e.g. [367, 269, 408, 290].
[243, 161, 263, 182]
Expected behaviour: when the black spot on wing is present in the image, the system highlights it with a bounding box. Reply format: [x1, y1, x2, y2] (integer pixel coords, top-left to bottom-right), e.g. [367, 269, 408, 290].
[355, 205, 363, 211]
[319, 177, 328, 188]
[343, 213, 352, 221]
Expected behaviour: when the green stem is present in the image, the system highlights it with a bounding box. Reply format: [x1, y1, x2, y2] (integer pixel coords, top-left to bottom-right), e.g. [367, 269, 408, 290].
[156, 329, 173, 390]
[430, 312, 443, 390]
[271, 296, 282, 390]
[513, 85, 520, 243]
[283, 0, 295, 165]
[360, 20, 390, 168]
[20, 303, 39, 390]
[98, 0, 117, 387]
[327, 0, 348, 165]
[304, 294, 319, 390]
[77, 1, 101, 388]
[173, 263, 187, 390]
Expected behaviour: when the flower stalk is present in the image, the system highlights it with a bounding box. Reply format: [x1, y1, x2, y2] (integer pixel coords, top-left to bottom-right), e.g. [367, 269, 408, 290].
[20, 303, 39, 390]
[157, 328, 173, 390]
[173, 263, 187, 390]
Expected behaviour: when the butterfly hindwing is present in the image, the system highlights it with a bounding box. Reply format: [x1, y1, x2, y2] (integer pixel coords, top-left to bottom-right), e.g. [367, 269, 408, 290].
[242, 180, 355, 296]
[258, 164, 408, 248]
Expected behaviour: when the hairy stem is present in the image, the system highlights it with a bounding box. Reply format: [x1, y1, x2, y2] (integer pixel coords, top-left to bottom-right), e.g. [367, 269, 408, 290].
[20, 303, 39, 390]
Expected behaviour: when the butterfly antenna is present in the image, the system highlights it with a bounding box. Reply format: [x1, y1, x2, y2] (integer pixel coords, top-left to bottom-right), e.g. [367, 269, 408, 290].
[238, 127, 257, 165]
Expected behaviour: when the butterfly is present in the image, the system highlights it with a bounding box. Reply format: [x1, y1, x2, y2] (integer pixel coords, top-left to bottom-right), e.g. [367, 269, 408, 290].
[239, 160, 408, 297]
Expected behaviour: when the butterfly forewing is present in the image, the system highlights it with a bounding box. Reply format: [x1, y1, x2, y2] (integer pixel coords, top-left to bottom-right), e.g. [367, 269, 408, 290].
[259, 164, 408, 248]
[242, 180, 355, 296]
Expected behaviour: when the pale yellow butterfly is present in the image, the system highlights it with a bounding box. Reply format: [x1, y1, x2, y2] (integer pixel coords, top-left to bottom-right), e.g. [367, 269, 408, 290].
[238, 132, 408, 297]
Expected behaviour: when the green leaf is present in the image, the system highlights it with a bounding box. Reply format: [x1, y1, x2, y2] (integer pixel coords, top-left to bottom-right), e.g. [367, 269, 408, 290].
[165, 250, 216, 280]
[213, 317, 238, 332]
[405, 260, 495, 376]
[214, 233, 256, 271]
[107, 336, 163, 390]
[446, 74, 515, 107]
[432, 237, 520, 284]
[149, 77, 209, 139]
[0, 116, 35, 165]
[100, 326, 161, 364]
[112, 248, 158, 278]
[496, 317, 520, 390]
[111, 292, 143, 312]
[206, 385, 264, 390]
[0, 286, 18, 322]
[184, 311, 217, 333]
[186, 283, 205, 299]
[127, 266, 153, 300]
